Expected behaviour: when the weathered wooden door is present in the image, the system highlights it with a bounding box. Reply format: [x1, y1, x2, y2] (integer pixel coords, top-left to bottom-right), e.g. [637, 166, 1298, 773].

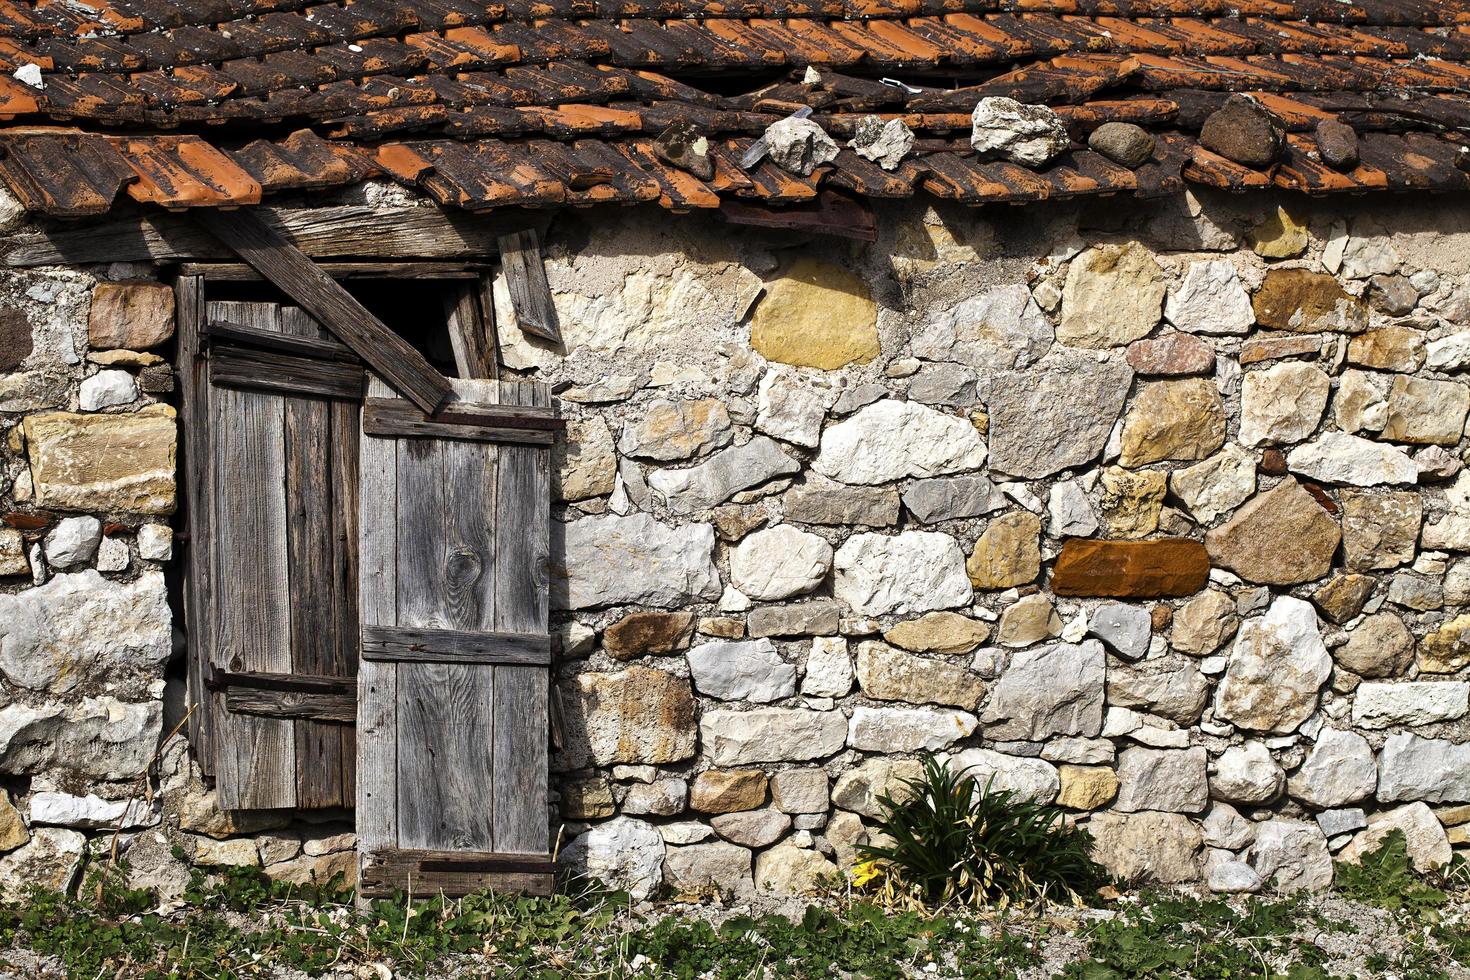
[195, 298, 361, 810]
[355, 377, 556, 897]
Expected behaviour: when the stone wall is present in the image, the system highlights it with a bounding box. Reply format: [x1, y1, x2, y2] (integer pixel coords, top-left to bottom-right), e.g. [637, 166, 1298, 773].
[528, 192, 1470, 900]
[2, 186, 1470, 905]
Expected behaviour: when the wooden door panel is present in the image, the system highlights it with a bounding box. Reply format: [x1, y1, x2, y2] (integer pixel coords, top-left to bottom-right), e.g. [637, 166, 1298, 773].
[357, 377, 555, 897]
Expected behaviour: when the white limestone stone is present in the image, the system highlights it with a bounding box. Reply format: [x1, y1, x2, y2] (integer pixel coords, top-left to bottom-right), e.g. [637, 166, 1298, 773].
[729, 525, 832, 600]
[832, 531, 971, 617]
[1286, 432, 1418, 486]
[812, 400, 987, 485]
[1165, 260, 1255, 335]
[686, 639, 797, 703]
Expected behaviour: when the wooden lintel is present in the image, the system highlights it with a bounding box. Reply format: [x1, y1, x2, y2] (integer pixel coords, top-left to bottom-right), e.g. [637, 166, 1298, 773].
[197, 209, 452, 414]
[497, 228, 562, 344]
[361, 624, 552, 666]
[4, 206, 548, 267]
[179, 261, 487, 282]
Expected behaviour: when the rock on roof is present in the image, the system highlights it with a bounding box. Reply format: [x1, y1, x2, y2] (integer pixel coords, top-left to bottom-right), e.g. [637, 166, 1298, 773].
[0, 0, 1467, 215]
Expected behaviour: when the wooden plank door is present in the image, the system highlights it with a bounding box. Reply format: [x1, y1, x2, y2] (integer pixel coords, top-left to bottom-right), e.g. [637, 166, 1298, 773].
[204, 298, 360, 810]
[356, 377, 557, 898]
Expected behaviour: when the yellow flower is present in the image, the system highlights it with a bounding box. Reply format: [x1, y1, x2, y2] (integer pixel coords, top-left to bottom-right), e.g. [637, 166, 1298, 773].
[851, 859, 886, 888]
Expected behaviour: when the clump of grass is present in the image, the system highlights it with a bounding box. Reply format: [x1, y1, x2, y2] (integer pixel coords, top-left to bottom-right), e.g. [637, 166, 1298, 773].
[854, 755, 1106, 908]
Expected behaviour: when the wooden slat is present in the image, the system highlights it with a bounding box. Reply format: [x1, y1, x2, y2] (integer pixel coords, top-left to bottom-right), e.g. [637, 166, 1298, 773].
[176, 274, 215, 779]
[497, 228, 562, 344]
[365, 396, 561, 428]
[396, 663, 496, 850]
[364, 848, 555, 874]
[356, 375, 399, 858]
[210, 348, 366, 401]
[225, 688, 355, 724]
[331, 396, 361, 809]
[209, 300, 296, 810]
[281, 306, 347, 809]
[492, 381, 551, 855]
[210, 670, 355, 694]
[205, 320, 358, 362]
[361, 625, 551, 665]
[5, 206, 547, 266]
[443, 281, 496, 380]
[363, 413, 556, 445]
[197, 208, 453, 415]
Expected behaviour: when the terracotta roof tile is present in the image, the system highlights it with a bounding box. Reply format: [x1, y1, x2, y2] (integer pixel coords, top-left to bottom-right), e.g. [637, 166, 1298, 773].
[0, 0, 1467, 214]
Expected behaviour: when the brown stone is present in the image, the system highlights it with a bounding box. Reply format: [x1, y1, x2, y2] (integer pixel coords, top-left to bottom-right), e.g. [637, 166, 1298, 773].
[1151, 605, 1172, 632]
[699, 617, 745, 640]
[87, 282, 176, 350]
[966, 511, 1041, 589]
[1125, 333, 1214, 376]
[0, 795, 28, 852]
[603, 610, 696, 660]
[711, 504, 768, 542]
[138, 364, 174, 394]
[1099, 467, 1167, 537]
[749, 258, 880, 370]
[691, 769, 768, 814]
[1239, 335, 1321, 366]
[1340, 490, 1420, 572]
[1312, 573, 1376, 625]
[1419, 615, 1470, 674]
[1204, 479, 1340, 586]
[1057, 765, 1119, 810]
[0, 310, 31, 373]
[1118, 379, 1226, 468]
[23, 406, 177, 515]
[1199, 95, 1285, 167]
[882, 611, 991, 655]
[1315, 119, 1359, 170]
[1369, 275, 1418, 317]
[1347, 327, 1426, 373]
[1253, 269, 1367, 333]
[1050, 539, 1210, 599]
[1259, 449, 1287, 476]
[561, 777, 616, 819]
[568, 667, 698, 766]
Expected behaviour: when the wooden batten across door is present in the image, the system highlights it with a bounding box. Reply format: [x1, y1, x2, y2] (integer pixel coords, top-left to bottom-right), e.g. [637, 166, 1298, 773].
[356, 376, 556, 898]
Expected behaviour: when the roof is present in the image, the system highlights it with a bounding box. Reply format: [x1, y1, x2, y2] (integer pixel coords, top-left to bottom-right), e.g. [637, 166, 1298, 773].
[0, 0, 1469, 216]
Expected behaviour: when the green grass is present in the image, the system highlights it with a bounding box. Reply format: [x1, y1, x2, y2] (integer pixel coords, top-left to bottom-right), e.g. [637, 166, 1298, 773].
[2, 830, 1469, 979]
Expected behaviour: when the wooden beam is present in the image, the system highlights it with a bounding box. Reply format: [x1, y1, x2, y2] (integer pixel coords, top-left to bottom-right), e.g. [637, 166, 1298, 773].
[209, 348, 365, 401]
[179, 261, 487, 282]
[205, 320, 357, 362]
[497, 228, 562, 344]
[5, 206, 547, 266]
[197, 209, 452, 414]
[361, 624, 551, 666]
[225, 688, 356, 724]
[358, 848, 555, 898]
[362, 397, 558, 445]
